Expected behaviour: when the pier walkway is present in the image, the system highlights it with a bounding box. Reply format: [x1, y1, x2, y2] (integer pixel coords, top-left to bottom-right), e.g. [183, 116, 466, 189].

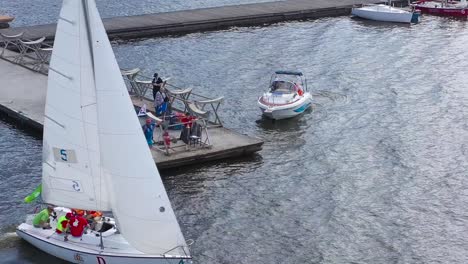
[0, 52, 263, 169]
[1, 0, 383, 41]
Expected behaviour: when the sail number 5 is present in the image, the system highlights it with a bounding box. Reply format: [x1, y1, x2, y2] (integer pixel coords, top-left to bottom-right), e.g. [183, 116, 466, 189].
[60, 149, 68, 161]
[53, 147, 77, 163]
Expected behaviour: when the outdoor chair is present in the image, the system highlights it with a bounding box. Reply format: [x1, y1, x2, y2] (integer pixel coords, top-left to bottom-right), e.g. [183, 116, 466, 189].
[121, 68, 140, 95]
[189, 121, 203, 147]
[134, 79, 153, 99]
[16, 37, 46, 65]
[33, 46, 53, 72]
[186, 102, 211, 147]
[165, 86, 192, 113]
[0, 31, 24, 57]
[194, 96, 224, 127]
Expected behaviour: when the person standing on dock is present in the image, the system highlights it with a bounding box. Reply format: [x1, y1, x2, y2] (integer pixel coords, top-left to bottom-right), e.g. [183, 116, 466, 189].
[154, 86, 164, 115]
[142, 118, 156, 147]
[152, 73, 164, 100]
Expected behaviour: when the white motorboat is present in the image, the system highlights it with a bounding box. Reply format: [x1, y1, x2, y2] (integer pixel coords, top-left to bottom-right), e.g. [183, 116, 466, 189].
[351, 1, 420, 23]
[258, 70, 312, 120]
[16, 0, 192, 263]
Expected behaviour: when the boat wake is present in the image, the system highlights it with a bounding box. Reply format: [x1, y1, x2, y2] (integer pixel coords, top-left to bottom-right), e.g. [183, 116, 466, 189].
[0, 231, 20, 249]
[312, 90, 348, 105]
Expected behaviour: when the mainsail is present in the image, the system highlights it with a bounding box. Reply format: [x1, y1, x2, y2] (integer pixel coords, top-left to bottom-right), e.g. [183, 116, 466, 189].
[49, 0, 188, 256]
[41, 0, 111, 211]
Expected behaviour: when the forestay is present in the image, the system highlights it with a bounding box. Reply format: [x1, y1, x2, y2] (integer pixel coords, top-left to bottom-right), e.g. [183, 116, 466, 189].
[84, 0, 189, 256]
[41, 0, 111, 211]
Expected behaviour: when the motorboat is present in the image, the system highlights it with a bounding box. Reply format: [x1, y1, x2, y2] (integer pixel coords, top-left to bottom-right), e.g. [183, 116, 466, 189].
[351, 1, 420, 23]
[258, 70, 312, 120]
[0, 15, 14, 23]
[412, 0, 468, 18]
[16, 0, 192, 263]
[0, 15, 14, 28]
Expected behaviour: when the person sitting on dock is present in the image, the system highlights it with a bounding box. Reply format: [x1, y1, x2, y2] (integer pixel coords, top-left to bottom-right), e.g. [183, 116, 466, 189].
[142, 118, 156, 147]
[179, 113, 195, 145]
[152, 73, 164, 100]
[32, 206, 54, 229]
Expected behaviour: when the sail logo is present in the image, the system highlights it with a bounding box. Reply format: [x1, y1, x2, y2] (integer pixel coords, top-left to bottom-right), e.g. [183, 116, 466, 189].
[72, 181, 81, 192]
[49, 178, 84, 193]
[53, 148, 77, 163]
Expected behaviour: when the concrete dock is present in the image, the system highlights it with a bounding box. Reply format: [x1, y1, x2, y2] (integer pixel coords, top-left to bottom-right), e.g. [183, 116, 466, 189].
[0, 52, 263, 169]
[0, 0, 384, 41]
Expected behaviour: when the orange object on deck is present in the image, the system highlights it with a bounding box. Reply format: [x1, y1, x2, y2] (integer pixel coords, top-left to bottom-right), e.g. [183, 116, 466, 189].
[88, 211, 103, 218]
[72, 209, 85, 216]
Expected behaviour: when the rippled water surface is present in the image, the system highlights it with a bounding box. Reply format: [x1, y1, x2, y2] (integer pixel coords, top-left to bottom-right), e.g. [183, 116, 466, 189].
[0, 0, 280, 26]
[2, 15, 468, 264]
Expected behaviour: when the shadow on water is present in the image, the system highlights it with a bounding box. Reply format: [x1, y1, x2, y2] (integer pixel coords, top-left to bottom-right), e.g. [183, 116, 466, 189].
[0, 116, 42, 139]
[162, 153, 263, 175]
[255, 111, 311, 132]
[161, 152, 264, 196]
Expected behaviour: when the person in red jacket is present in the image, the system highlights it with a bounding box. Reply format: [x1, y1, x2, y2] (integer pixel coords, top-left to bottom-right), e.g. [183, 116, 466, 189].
[69, 214, 89, 237]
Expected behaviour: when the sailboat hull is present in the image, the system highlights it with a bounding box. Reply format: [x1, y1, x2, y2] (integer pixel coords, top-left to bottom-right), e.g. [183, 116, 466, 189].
[413, 2, 468, 18]
[17, 223, 192, 264]
[351, 4, 415, 23]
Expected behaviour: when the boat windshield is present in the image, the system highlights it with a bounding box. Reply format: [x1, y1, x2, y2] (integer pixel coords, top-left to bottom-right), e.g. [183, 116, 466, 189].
[270, 80, 296, 93]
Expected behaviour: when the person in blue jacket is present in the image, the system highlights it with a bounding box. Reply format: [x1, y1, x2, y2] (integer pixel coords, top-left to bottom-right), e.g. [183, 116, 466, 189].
[142, 118, 156, 147]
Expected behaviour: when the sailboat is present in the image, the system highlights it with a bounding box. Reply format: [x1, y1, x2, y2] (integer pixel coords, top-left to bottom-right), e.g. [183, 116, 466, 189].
[16, 0, 192, 263]
[351, 0, 420, 23]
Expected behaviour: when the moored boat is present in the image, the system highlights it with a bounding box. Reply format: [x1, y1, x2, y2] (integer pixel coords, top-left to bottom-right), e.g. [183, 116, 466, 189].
[0, 15, 14, 23]
[258, 70, 312, 120]
[351, 1, 420, 23]
[412, 0, 468, 18]
[0, 15, 14, 28]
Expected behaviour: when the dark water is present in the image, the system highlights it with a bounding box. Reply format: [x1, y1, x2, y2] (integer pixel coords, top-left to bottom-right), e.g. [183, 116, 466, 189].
[2, 15, 468, 264]
[0, 0, 279, 27]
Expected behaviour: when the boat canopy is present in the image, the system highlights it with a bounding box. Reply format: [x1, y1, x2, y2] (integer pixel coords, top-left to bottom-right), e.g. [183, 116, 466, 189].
[275, 70, 303, 76]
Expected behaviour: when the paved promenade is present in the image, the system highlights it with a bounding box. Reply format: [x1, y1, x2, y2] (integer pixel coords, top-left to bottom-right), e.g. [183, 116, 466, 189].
[1, 0, 383, 41]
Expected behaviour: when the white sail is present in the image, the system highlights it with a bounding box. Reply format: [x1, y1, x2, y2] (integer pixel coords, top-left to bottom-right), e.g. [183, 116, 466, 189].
[83, 0, 189, 256]
[41, 0, 111, 211]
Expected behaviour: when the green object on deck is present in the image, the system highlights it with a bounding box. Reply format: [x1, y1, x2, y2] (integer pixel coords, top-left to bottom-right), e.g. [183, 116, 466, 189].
[24, 184, 42, 203]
